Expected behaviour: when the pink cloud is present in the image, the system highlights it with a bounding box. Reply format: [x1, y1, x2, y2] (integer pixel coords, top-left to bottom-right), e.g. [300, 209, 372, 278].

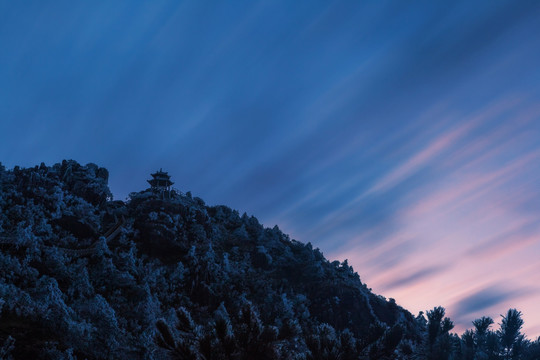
[366, 122, 472, 195]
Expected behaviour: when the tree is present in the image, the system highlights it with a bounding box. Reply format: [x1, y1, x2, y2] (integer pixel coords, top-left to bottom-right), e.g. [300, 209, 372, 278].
[305, 323, 342, 360]
[473, 316, 494, 359]
[498, 309, 524, 360]
[155, 308, 200, 360]
[461, 329, 475, 360]
[425, 306, 454, 360]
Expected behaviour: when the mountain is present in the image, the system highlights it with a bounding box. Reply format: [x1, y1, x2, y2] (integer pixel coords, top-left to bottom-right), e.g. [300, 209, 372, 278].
[0, 160, 538, 359]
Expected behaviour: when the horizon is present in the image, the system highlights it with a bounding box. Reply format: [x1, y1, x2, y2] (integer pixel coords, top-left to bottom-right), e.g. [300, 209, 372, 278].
[1, 1, 540, 338]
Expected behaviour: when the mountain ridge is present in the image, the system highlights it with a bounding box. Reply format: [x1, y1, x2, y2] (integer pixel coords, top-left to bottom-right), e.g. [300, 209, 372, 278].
[0, 160, 538, 359]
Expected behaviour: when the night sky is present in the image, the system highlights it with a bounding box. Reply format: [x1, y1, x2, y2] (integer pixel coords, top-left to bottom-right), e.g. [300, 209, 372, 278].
[2, 1, 540, 336]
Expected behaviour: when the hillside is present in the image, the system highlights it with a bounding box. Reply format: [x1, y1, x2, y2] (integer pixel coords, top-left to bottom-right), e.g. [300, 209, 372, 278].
[0, 161, 538, 359]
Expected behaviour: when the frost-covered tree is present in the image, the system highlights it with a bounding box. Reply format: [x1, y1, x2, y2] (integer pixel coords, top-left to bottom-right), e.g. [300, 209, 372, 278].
[3, 161, 540, 360]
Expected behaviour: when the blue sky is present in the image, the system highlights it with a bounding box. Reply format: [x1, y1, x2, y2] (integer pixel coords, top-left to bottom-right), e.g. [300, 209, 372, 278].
[2, 0, 540, 336]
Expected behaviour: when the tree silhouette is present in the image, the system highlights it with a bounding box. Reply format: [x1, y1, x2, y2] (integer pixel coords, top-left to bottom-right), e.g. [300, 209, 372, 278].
[498, 309, 524, 360]
[472, 316, 494, 359]
[425, 306, 454, 360]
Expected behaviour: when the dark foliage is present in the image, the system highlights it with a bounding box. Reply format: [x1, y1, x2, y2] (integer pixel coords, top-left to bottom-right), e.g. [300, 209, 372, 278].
[0, 161, 539, 359]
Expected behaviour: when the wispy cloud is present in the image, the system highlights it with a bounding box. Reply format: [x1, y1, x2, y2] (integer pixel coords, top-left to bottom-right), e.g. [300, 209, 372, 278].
[379, 264, 450, 292]
[454, 286, 519, 318]
[366, 123, 471, 195]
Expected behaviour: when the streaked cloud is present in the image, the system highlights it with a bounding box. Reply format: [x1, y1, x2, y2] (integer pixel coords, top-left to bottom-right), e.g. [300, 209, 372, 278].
[379, 265, 450, 292]
[454, 286, 528, 319]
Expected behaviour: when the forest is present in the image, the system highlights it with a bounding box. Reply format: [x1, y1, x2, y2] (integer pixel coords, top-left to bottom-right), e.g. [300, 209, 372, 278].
[0, 160, 539, 359]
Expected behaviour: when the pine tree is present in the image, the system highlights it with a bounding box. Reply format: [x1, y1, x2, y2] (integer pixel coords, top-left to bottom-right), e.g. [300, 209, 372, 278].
[472, 316, 494, 359]
[425, 306, 454, 360]
[498, 309, 524, 360]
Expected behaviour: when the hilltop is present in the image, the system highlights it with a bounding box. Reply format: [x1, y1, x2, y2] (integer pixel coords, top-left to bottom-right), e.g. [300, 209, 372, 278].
[0, 161, 538, 359]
